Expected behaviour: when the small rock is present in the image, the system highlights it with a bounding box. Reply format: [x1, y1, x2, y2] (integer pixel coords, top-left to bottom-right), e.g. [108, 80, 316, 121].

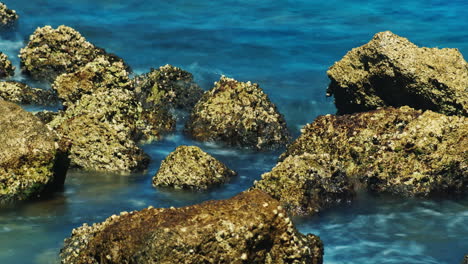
[0, 2, 18, 27]
[0, 52, 14, 78]
[0, 81, 58, 105]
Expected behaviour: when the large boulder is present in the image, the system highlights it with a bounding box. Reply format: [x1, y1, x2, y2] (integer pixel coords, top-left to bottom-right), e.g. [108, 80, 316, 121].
[186, 76, 290, 150]
[0, 2, 18, 27]
[0, 52, 14, 78]
[0, 81, 58, 105]
[0, 100, 69, 205]
[153, 145, 236, 190]
[281, 106, 467, 197]
[60, 190, 324, 264]
[19, 25, 124, 82]
[133, 64, 204, 111]
[253, 153, 354, 216]
[327, 31, 468, 116]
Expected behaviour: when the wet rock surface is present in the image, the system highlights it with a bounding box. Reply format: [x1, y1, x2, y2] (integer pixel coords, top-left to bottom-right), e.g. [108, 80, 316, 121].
[60, 190, 323, 264]
[327, 31, 468, 116]
[253, 153, 355, 216]
[0, 2, 18, 27]
[186, 76, 290, 150]
[19, 25, 123, 82]
[134, 64, 204, 111]
[153, 145, 236, 190]
[0, 81, 58, 105]
[281, 106, 467, 197]
[0, 99, 69, 205]
[0, 52, 14, 78]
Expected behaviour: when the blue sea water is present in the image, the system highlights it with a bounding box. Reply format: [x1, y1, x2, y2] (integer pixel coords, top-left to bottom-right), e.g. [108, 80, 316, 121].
[0, 0, 467, 263]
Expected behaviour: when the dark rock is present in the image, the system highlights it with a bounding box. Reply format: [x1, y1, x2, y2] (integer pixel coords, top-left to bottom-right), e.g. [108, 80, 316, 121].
[0, 52, 14, 78]
[33, 110, 58, 124]
[153, 145, 236, 190]
[327, 31, 468, 116]
[186, 76, 290, 150]
[462, 254, 468, 264]
[0, 99, 69, 205]
[60, 190, 323, 264]
[281, 106, 467, 197]
[0, 2, 18, 27]
[0, 81, 58, 105]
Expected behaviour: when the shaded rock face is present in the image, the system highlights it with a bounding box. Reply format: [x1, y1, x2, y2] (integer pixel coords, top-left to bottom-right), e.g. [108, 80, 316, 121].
[153, 145, 237, 190]
[0, 2, 18, 27]
[281, 106, 467, 197]
[0, 52, 14, 78]
[60, 190, 324, 264]
[327, 31, 468, 116]
[33, 110, 58, 124]
[19, 25, 123, 82]
[0, 81, 58, 105]
[186, 76, 290, 150]
[134, 64, 204, 111]
[253, 153, 355, 216]
[0, 100, 69, 205]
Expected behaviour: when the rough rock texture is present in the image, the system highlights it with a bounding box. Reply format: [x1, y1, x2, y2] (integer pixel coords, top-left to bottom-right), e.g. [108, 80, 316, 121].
[327, 31, 468, 116]
[19, 25, 124, 82]
[281, 106, 467, 197]
[134, 64, 204, 111]
[153, 145, 237, 190]
[33, 110, 58, 124]
[52, 56, 130, 106]
[0, 100, 69, 205]
[0, 52, 14, 78]
[0, 81, 58, 105]
[186, 76, 290, 150]
[253, 153, 354, 216]
[0, 2, 18, 27]
[60, 190, 323, 264]
[462, 254, 468, 264]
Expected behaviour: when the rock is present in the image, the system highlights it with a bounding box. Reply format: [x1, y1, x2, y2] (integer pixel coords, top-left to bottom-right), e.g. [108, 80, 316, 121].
[0, 99, 69, 205]
[186, 76, 290, 150]
[60, 189, 324, 264]
[253, 153, 355, 216]
[0, 2, 18, 27]
[462, 254, 468, 264]
[0, 81, 58, 105]
[19, 25, 124, 82]
[281, 106, 467, 197]
[52, 56, 131, 106]
[327, 31, 468, 116]
[153, 145, 236, 190]
[0, 52, 14, 78]
[33, 110, 58, 124]
[134, 64, 204, 111]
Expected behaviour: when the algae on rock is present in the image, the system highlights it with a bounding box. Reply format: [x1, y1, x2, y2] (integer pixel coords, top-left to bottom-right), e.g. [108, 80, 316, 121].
[0, 52, 15, 78]
[0, 2, 18, 27]
[186, 76, 290, 150]
[60, 190, 323, 264]
[153, 145, 236, 190]
[0, 99, 69, 205]
[327, 31, 468, 116]
[0, 81, 58, 105]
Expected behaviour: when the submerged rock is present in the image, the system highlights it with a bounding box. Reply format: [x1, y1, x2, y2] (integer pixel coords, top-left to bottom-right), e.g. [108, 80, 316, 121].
[60, 190, 324, 264]
[253, 153, 354, 216]
[327, 31, 468, 116]
[0, 2, 18, 27]
[186, 76, 290, 150]
[134, 64, 204, 111]
[0, 52, 14, 78]
[19, 25, 124, 82]
[281, 106, 467, 197]
[0, 100, 69, 205]
[0, 81, 58, 105]
[153, 145, 236, 190]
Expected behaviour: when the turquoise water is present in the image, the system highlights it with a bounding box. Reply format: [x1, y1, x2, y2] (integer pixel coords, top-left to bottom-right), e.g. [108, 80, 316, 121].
[0, 0, 467, 263]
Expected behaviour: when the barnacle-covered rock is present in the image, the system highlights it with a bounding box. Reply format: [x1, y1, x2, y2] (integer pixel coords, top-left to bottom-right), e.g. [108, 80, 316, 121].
[186, 76, 290, 150]
[0, 99, 69, 206]
[153, 145, 236, 190]
[327, 31, 468, 116]
[19, 25, 124, 82]
[281, 106, 467, 197]
[0, 2, 18, 27]
[0, 81, 58, 105]
[0, 52, 14, 78]
[134, 64, 204, 111]
[60, 190, 324, 264]
[253, 153, 354, 216]
[52, 56, 130, 106]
